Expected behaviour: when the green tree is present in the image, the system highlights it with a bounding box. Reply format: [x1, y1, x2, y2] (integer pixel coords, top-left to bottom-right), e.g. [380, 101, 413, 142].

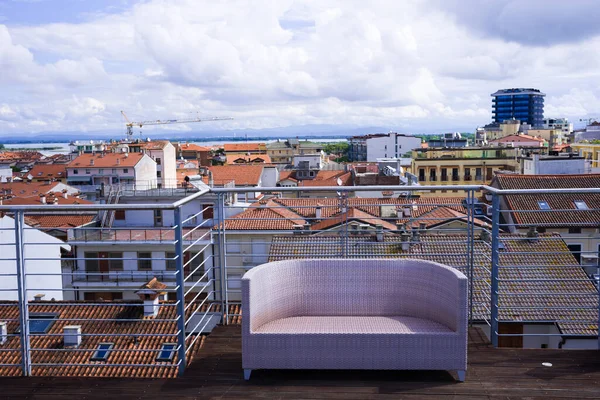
[0, 143, 5, 150]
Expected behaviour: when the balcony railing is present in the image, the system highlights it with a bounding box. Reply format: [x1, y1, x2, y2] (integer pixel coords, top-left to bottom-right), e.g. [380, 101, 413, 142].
[0, 184, 599, 378]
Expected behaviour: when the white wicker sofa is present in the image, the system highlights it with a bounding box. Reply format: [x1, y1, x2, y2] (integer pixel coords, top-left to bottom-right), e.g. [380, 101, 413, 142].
[242, 259, 468, 381]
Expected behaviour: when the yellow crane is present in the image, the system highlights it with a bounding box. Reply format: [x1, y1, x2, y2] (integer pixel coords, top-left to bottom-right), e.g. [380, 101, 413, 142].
[121, 110, 233, 138]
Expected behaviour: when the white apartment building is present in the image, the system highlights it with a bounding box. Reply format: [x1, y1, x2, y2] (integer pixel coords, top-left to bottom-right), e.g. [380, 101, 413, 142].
[0, 215, 68, 301]
[127, 140, 177, 188]
[349, 133, 422, 162]
[66, 152, 157, 196]
[0, 164, 12, 183]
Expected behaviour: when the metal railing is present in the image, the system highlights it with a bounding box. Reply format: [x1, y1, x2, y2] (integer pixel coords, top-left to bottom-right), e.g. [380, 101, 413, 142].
[0, 183, 598, 379]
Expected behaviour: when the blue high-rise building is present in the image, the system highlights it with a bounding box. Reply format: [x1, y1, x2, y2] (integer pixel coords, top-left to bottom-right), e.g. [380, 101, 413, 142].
[491, 88, 545, 127]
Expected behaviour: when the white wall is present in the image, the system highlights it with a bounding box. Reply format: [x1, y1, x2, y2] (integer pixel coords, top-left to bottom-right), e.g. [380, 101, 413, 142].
[0, 165, 11, 183]
[523, 324, 562, 349]
[523, 157, 586, 175]
[260, 167, 278, 188]
[0, 216, 66, 301]
[133, 154, 158, 189]
[293, 155, 322, 169]
[366, 133, 421, 161]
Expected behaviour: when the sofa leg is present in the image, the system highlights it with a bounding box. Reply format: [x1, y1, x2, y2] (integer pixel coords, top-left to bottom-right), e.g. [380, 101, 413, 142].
[244, 369, 252, 380]
[456, 370, 466, 382]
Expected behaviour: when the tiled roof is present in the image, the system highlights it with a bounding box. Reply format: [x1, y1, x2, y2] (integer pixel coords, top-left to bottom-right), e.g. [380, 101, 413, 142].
[0, 151, 44, 162]
[226, 154, 271, 164]
[223, 200, 306, 230]
[28, 164, 67, 179]
[67, 153, 145, 168]
[0, 182, 92, 206]
[311, 208, 397, 232]
[490, 134, 545, 143]
[24, 214, 96, 229]
[298, 171, 353, 187]
[223, 143, 266, 152]
[178, 143, 212, 152]
[493, 174, 600, 226]
[0, 301, 241, 378]
[207, 165, 263, 186]
[403, 206, 488, 229]
[269, 233, 598, 336]
[140, 140, 171, 150]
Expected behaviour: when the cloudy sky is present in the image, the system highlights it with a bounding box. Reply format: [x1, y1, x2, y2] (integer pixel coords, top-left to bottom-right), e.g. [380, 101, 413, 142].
[1, 0, 600, 137]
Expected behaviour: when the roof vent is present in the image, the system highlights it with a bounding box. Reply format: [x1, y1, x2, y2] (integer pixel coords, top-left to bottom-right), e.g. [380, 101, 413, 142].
[63, 325, 82, 347]
[34, 294, 45, 301]
[315, 206, 322, 220]
[400, 232, 411, 251]
[527, 226, 539, 243]
[293, 224, 303, 234]
[135, 278, 167, 318]
[375, 224, 384, 242]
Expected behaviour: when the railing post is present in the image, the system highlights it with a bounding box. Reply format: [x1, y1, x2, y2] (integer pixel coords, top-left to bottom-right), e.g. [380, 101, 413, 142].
[216, 193, 229, 324]
[466, 189, 475, 325]
[490, 193, 500, 348]
[14, 210, 31, 376]
[173, 206, 187, 376]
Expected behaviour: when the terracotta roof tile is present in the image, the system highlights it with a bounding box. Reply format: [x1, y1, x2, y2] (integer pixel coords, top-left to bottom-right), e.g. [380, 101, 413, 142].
[208, 165, 263, 186]
[0, 301, 241, 378]
[68, 153, 145, 168]
[493, 174, 600, 226]
[226, 154, 271, 164]
[223, 143, 266, 152]
[28, 164, 67, 179]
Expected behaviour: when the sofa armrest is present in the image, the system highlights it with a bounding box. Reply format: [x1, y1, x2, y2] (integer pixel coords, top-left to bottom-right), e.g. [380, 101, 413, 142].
[242, 261, 301, 334]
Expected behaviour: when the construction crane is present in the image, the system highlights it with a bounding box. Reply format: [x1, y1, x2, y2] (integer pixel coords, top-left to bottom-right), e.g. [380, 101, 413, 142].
[121, 110, 233, 138]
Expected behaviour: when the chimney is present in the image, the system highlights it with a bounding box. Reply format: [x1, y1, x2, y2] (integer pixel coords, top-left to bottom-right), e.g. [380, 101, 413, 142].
[40, 194, 46, 204]
[90, 159, 94, 166]
[63, 325, 82, 347]
[303, 223, 311, 231]
[53, 197, 59, 205]
[480, 229, 491, 243]
[293, 224, 304, 234]
[412, 225, 421, 242]
[136, 278, 167, 318]
[315, 206, 322, 220]
[403, 205, 412, 217]
[375, 224, 384, 242]
[125, 153, 129, 158]
[34, 293, 45, 301]
[208, 170, 214, 187]
[0, 322, 7, 345]
[400, 232, 411, 251]
[62, 189, 68, 199]
[116, 158, 121, 165]
[527, 226, 539, 243]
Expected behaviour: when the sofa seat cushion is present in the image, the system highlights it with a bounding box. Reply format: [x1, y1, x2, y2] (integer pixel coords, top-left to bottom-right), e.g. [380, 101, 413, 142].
[255, 316, 453, 334]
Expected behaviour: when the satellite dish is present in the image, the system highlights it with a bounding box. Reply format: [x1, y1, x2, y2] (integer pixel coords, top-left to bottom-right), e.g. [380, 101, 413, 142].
[337, 177, 343, 186]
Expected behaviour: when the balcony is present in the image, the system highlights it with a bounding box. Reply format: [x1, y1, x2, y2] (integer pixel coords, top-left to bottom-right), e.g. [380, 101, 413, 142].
[0, 184, 598, 386]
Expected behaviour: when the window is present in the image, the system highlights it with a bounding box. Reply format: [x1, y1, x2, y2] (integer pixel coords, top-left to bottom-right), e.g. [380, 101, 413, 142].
[568, 227, 582, 234]
[156, 157, 161, 165]
[154, 210, 163, 227]
[537, 201, 550, 210]
[85, 169, 91, 174]
[138, 252, 152, 270]
[108, 252, 123, 270]
[115, 209, 125, 220]
[574, 201, 589, 210]
[99, 169, 104, 175]
[28, 314, 58, 333]
[112, 168, 117, 174]
[157, 171, 162, 178]
[91, 343, 114, 361]
[157, 343, 177, 361]
[73, 169, 78, 175]
[123, 168, 129, 173]
[567, 244, 582, 264]
[85, 252, 99, 272]
[166, 252, 176, 270]
[226, 240, 241, 253]
[537, 227, 547, 233]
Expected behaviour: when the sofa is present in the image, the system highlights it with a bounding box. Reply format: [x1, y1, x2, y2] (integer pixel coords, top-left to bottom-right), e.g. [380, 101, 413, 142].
[241, 259, 468, 381]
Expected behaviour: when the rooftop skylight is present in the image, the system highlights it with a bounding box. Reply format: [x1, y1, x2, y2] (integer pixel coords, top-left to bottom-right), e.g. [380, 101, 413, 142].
[91, 342, 114, 361]
[537, 201, 550, 210]
[574, 200, 589, 210]
[156, 343, 177, 362]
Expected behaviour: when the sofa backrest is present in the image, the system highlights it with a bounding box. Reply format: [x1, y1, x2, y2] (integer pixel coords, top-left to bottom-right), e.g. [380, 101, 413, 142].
[243, 258, 467, 331]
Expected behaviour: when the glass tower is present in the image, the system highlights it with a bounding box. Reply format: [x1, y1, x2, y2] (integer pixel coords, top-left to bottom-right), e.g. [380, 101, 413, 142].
[491, 88, 545, 127]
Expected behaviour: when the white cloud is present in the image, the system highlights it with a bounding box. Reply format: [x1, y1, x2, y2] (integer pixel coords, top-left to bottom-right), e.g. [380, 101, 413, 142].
[1, 0, 600, 135]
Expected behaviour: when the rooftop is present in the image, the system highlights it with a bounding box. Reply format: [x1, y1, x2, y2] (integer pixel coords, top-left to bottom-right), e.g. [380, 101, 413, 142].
[223, 143, 266, 153]
[1, 325, 598, 398]
[226, 154, 272, 164]
[67, 153, 146, 168]
[27, 164, 67, 179]
[205, 165, 265, 186]
[491, 88, 546, 96]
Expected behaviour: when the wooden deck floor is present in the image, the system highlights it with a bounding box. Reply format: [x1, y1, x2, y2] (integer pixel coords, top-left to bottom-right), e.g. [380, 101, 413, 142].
[1, 326, 599, 399]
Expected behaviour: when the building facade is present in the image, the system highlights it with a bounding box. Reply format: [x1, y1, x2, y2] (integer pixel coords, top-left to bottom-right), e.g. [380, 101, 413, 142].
[491, 88, 545, 127]
[349, 133, 421, 162]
